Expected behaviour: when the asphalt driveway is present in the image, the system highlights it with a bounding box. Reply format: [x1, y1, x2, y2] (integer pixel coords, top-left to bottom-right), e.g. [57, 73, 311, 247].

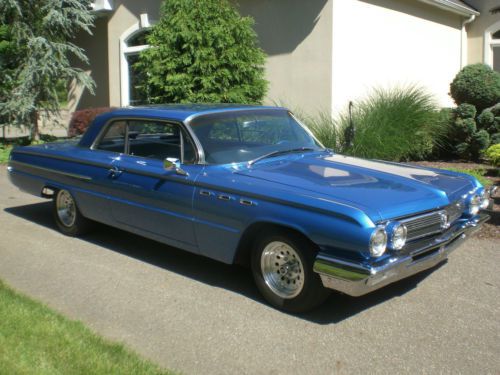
[0, 167, 499, 374]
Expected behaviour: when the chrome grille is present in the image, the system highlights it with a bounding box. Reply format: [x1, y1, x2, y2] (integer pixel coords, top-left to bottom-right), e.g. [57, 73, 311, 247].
[399, 200, 465, 242]
[401, 211, 444, 241]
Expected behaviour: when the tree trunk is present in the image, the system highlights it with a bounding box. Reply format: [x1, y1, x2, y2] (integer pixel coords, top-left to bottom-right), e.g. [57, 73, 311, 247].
[30, 111, 40, 142]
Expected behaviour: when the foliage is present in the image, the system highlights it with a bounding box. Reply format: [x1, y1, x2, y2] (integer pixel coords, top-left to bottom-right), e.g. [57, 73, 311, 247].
[0, 24, 20, 126]
[0, 143, 12, 164]
[445, 168, 492, 187]
[450, 64, 500, 112]
[136, 0, 267, 104]
[485, 144, 500, 167]
[68, 107, 115, 137]
[454, 103, 476, 119]
[0, 0, 95, 139]
[292, 109, 342, 150]
[0, 279, 173, 374]
[447, 102, 499, 160]
[340, 86, 446, 161]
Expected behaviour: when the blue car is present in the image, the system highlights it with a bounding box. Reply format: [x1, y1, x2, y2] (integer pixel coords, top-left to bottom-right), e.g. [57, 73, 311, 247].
[7, 105, 490, 312]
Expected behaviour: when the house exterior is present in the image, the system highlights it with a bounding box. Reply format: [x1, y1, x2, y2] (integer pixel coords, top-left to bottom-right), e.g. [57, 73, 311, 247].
[70, 0, 499, 117]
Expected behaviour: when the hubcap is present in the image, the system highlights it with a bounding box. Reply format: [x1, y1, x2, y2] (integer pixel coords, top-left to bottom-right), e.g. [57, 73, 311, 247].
[56, 190, 76, 227]
[261, 241, 305, 299]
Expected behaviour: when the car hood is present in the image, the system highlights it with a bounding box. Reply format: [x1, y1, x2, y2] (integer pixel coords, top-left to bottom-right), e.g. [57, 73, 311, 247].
[235, 153, 476, 222]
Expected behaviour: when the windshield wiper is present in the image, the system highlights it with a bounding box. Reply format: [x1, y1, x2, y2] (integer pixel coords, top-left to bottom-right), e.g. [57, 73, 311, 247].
[247, 147, 315, 166]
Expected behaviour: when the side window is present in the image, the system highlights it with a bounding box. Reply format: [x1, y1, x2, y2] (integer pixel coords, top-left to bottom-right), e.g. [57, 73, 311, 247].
[127, 120, 195, 163]
[96, 121, 127, 153]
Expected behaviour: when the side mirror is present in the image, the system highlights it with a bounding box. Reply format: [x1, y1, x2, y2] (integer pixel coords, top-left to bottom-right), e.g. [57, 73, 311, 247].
[163, 158, 188, 176]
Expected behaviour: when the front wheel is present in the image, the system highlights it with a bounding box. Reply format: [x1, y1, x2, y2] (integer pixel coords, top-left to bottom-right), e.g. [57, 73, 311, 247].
[53, 189, 92, 236]
[251, 231, 330, 313]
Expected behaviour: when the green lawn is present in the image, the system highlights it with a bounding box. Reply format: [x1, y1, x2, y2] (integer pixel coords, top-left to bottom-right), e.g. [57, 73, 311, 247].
[0, 279, 174, 375]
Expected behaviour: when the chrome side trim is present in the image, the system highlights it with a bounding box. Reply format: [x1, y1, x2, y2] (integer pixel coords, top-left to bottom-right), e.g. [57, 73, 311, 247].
[9, 160, 92, 181]
[12, 149, 110, 169]
[314, 213, 489, 297]
[240, 199, 257, 206]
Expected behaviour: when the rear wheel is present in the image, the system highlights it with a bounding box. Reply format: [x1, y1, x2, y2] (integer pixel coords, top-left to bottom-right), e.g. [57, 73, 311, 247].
[251, 231, 330, 313]
[53, 189, 92, 236]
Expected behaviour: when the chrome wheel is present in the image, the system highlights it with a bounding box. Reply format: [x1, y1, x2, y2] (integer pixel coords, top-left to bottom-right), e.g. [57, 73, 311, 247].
[260, 241, 305, 299]
[56, 190, 76, 228]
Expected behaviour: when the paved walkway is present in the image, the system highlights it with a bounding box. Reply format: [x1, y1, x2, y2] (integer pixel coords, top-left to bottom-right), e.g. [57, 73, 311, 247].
[0, 167, 499, 374]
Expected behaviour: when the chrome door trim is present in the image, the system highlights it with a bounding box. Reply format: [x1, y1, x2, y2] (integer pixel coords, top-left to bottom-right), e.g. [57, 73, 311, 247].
[9, 160, 92, 181]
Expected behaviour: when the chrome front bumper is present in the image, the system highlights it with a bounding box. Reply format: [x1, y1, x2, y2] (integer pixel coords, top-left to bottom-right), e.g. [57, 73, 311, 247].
[313, 214, 490, 297]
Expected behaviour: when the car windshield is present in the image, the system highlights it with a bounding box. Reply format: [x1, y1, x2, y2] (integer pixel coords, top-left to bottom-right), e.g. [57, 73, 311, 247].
[188, 109, 324, 164]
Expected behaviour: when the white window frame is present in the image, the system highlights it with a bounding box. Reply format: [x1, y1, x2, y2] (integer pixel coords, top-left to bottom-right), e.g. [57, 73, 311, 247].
[120, 14, 152, 106]
[483, 20, 500, 69]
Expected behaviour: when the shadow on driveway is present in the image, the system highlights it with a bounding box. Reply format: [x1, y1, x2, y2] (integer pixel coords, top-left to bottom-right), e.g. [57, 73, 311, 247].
[4, 202, 445, 325]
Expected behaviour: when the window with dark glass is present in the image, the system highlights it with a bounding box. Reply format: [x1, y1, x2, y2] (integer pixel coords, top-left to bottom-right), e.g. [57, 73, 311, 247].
[492, 30, 500, 39]
[190, 110, 322, 164]
[96, 120, 195, 163]
[96, 120, 127, 153]
[127, 30, 151, 47]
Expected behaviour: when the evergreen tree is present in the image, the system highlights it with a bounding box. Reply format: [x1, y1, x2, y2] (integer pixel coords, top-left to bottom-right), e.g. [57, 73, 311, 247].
[0, 0, 95, 139]
[136, 0, 268, 104]
[0, 23, 19, 130]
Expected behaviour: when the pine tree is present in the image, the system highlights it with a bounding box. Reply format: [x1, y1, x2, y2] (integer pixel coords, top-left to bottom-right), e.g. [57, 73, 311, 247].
[136, 0, 268, 104]
[0, 0, 95, 139]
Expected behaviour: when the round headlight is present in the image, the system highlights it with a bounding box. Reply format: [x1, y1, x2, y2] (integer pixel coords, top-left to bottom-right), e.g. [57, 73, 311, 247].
[370, 227, 387, 257]
[388, 222, 407, 250]
[467, 194, 481, 215]
[480, 190, 490, 210]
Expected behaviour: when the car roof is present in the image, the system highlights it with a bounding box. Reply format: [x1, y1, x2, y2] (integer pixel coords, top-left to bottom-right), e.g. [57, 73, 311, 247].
[111, 104, 282, 121]
[78, 104, 286, 147]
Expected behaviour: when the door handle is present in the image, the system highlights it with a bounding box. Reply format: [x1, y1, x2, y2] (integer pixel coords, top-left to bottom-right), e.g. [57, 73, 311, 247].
[108, 166, 122, 179]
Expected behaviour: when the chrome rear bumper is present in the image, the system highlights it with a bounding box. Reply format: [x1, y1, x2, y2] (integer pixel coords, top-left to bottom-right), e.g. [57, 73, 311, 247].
[313, 214, 489, 297]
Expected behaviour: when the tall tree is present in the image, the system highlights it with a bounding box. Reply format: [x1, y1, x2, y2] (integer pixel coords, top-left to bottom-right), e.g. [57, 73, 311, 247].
[136, 0, 268, 104]
[0, 0, 95, 139]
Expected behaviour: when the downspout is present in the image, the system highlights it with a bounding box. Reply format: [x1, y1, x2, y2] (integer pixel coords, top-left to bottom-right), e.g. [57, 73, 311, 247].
[461, 14, 476, 68]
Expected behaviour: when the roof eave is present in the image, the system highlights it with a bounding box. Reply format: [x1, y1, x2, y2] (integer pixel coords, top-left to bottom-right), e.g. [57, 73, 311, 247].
[417, 0, 480, 16]
[91, 0, 113, 13]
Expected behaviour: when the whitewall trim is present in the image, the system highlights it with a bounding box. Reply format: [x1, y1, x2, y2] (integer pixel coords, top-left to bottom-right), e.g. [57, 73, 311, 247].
[119, 20, 152, 107]
[484, 20, 500, 68]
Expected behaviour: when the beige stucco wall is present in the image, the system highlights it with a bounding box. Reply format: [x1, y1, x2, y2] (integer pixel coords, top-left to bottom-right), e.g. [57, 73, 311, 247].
[70, 17, 110, 111]
[107, 0, 161, 107]
[237, 0, 333, 114]
[466, 0, 500, 66]
[331, 0, 463, 112]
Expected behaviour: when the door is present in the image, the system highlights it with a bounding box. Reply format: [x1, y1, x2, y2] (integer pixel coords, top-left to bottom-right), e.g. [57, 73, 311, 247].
[96, 118, 202, 252]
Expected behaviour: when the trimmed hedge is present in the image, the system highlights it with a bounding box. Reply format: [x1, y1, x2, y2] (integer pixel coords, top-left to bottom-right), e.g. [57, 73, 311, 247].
[450, 64, 500, 112]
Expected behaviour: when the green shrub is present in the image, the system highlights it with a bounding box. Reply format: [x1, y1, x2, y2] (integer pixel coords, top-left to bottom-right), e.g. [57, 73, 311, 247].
[446, 102, 500, 160]
[485, 144, 500, 167]
[136, 0, 267, 104]
[455, 103, 476, 119]
[297, 111, 341, 150]
[340, 85, 445, 161]
[0, 143, 12, 164]
[450, 64, 500, 112]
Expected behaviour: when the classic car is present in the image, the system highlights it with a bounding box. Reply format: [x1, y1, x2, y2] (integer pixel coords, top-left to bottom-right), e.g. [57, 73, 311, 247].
[7, 105, 490, 312]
